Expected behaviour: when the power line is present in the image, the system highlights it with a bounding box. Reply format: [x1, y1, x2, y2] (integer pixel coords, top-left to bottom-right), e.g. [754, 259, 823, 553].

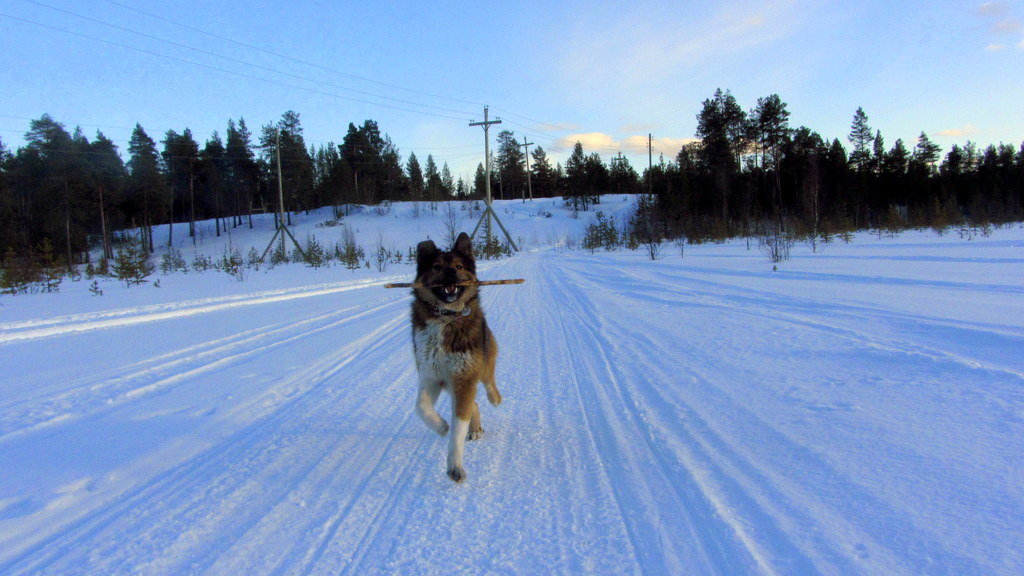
[99, 0, 487, 110]
[3, 9, 677, 165]
[0, 15, 472, 123]
[19, 0, 477, 118]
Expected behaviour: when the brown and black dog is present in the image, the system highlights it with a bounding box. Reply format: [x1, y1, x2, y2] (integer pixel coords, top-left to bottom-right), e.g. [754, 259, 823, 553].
[412, 232, 502, 483]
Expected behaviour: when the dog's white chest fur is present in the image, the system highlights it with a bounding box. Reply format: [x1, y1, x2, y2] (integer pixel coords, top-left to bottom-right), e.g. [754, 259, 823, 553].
[414, 321, 471, 382]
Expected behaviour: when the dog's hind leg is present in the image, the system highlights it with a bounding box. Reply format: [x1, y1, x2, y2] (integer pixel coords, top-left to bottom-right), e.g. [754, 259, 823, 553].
[482, 339, 502, 407]
[468, 401, 483, 441]
[416, 379, 448, 436]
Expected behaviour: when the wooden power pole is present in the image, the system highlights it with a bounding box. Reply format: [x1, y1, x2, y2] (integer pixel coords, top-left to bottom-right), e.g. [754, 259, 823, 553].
[648, 133, 653, 196]
[469, 106, 518, 251]
[260, 128, 306, 262]
[519, 136, 534, 202]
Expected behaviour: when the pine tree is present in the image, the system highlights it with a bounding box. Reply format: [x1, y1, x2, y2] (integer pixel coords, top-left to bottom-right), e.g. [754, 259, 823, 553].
[530, 146, 556, 198]
[162, 128, 200, 243]
[127, 124, 166, 253]
[911, 132, 942, 174]
[848, 107, 873, 173]
[226, 118, 259, 228]
[200, 133, 229, 236]
[696, 88, 747, 221]
[496, 130, 526, 200]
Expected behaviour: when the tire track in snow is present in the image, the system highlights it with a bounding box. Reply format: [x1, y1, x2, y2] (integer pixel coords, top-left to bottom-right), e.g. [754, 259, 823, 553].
[566, 259, 1024, 381]
[0, 277, 401, 344]
[0, 295, 408, 444]
[0, 295, 412, 575]
[557, 255, 997, 576]
[310, 254, 646, 576]
[540, 255, 771, 575]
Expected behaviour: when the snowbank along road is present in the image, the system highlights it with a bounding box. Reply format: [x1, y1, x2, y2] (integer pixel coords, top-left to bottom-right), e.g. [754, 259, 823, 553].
[1, 233, 1022, 575]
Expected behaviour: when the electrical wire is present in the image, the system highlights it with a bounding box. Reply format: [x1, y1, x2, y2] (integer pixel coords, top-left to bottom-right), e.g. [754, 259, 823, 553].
[19, 0, 477, 118]
[0, 14, 473, 123]
[99, 0, 487, 110]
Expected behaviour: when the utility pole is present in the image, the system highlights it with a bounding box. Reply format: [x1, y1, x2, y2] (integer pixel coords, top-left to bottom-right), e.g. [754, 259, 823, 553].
[519, 136, 534, 202]
[469, 106, 518, 251]
[648, 133, 653, 197]
[260, 128, 306, 262]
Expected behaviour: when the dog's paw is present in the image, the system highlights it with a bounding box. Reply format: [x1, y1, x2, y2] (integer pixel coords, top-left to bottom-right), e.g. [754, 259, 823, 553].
[447, 466, 466, 483]
[436, 420, 449, 437]
[487, 390, 503, 407]
[467, 427, 484, 441]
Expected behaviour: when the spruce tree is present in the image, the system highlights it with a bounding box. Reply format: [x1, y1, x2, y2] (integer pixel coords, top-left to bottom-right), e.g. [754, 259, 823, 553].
[406, 153, 424, 201]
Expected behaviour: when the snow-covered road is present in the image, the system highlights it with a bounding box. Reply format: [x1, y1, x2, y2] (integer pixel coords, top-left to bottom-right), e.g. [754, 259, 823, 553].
[2, 236, 1022, 575]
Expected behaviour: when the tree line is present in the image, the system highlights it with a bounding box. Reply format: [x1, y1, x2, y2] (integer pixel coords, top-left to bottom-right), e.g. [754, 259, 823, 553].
[644, 89, 1023, 242]
[2, 92, 1023, 275]
[0, 111, 475, 273]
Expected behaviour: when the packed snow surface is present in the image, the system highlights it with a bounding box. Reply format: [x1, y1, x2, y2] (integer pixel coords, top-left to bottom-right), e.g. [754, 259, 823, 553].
[1, 199, 1022, 575]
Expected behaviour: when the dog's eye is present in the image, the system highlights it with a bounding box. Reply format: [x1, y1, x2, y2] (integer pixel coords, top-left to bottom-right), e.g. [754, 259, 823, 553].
[432, 264, 443, 271]
[455, 264, 463, 270]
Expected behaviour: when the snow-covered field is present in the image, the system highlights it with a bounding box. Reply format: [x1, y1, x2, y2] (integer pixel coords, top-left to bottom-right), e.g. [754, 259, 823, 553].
[1, 199, 1022, 575]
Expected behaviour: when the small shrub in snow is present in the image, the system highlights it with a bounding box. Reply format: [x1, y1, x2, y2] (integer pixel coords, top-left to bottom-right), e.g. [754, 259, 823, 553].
[758, 225, 794, 263]
[303, 236, 329, 268]
[160, 247, 188, 274]
[582, 211, 620, 253]
[219, 247, 245, 281]
[269, 243, 289, 267]
[318, 218, 343, 228]
[374, 244, 393, 272]
[36, 238, 63, 293]
[336, 228, 364, 270]
[440, 203, 464, 249]
[191, 253, 214, 272]
[112, 235, 154, 287]
[247, 246, 261, 271]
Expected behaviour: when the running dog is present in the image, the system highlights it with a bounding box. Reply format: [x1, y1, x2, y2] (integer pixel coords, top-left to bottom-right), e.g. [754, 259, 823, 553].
[411, 232, 502, 483]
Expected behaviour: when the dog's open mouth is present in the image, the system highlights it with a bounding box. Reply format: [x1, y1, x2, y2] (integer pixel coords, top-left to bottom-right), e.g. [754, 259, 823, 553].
[433, 284, 463, 303]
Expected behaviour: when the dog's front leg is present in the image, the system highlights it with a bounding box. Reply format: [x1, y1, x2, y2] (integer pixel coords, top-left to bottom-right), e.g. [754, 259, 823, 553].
[446, 381, 475, 482]
[416, 379, 448, 436]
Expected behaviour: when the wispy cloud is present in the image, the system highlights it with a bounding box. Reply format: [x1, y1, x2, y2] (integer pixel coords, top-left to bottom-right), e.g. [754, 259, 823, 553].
[560, 0, 806, 87]
[977, 2, 1024, 42]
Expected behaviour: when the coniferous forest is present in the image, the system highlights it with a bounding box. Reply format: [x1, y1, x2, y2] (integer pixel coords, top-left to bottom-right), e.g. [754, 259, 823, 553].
[1, 89, 1022, 279]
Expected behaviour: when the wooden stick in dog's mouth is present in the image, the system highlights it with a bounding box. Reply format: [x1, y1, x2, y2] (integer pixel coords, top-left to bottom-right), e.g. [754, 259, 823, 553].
[383, 279, 526, 289]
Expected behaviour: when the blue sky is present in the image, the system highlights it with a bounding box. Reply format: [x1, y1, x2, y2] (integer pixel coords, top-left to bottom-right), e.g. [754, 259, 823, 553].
[2, 0, 1022, 182]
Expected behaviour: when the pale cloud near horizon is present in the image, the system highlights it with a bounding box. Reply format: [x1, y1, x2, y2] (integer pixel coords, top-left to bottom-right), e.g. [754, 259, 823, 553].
[937, 124, 980, 138]
[548, 132, 698, 160]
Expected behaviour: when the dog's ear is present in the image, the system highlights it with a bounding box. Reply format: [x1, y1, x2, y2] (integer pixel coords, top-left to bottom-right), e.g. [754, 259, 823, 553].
[416, 240, 439, 278]
[453, 232, 475, 271]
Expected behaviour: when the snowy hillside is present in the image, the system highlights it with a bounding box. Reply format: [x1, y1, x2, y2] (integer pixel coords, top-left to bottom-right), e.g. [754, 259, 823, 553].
[1, 200, 1022, 576]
